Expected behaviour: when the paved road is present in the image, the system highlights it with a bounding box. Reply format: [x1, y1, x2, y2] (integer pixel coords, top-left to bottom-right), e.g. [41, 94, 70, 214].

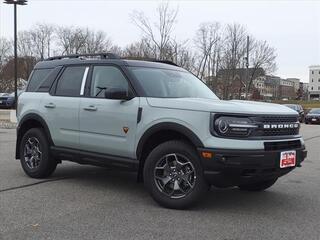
[0, 125, 319, 240]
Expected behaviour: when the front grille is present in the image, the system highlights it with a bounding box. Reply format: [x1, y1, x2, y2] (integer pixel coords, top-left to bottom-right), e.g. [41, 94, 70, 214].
[262, 128, 299, 136]
[252, 115, 300, 137]
[264, 140, 301, 151]
[260, 115, 298, 123]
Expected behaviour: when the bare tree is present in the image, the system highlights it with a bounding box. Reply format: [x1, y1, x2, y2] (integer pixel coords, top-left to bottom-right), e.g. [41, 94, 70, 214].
[0, 38, 13, 90]
[131, 1, 178, 60]
[17, 31, 34, 57]
[56, 26, 115, 55]
[244, 40, 277, 98]
[0, 16, 278, 99]
[83, 29, 113, 53]
[194, 22, 221, 79]
[222, 23, 248, 69]
[0, 38, 12, 65]
[1, 36, 36, 90]
[165, 39, 196, 72]
[56, 26, 88, 54]
[217, 23, 248, 99]
[108, 45, 123, 57]
[123, 38, 154, 58]
[30, 23, 55, 60]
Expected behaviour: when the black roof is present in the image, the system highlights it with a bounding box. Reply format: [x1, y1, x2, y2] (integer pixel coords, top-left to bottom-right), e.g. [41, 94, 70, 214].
[34, 54, 184, 72]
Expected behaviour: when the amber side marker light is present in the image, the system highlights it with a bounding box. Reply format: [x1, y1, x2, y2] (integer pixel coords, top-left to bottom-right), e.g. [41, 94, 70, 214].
[201, 151, 213, 159]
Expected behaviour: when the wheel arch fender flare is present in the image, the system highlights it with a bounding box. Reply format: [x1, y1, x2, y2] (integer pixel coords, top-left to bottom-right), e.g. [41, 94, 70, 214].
[136, 122, 204, 160]
[16, 113, 53, 159]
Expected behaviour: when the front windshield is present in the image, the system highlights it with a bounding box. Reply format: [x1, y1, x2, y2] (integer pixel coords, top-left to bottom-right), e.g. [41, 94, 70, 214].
[129, 67, 218, 99]
[285, 104, 298, 110]
[309, 109, 320, 114]
[286, 104, 297, 110]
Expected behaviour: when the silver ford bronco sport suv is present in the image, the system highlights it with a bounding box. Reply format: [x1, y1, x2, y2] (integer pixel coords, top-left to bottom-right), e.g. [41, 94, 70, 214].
[16, 53, 307, 209]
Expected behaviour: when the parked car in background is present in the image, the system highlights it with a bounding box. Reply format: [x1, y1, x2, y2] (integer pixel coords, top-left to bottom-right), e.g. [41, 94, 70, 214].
[0, 93, 15, 109]
[0, 90, 24, 109]
[305, 108, 320, 124]
[284, 104, 304, 122]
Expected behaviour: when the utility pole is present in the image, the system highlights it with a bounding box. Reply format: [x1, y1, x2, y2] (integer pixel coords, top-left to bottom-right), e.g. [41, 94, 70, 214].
[4, 0, 28, 110]
[13, 3, 17, 109]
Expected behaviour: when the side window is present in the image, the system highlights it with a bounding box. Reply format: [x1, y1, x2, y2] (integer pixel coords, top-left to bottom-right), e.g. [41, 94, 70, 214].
[90, 66, 128, 98]
[27, 68, 52, 92]
[55, 66, 86, 97]
[37, 66, 63, 92]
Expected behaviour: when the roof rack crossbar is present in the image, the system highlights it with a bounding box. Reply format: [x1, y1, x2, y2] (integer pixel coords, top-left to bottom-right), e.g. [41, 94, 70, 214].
[46, 53, 120, 61]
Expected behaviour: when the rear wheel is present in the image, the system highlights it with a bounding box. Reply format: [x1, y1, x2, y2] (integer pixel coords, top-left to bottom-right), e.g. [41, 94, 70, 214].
[143, 141, 208, 209]
[238, 178, 278, 191]
[20, 128, 57, 178]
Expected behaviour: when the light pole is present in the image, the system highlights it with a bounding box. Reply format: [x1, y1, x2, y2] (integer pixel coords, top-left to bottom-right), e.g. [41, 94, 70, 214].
[3, 0, 27, 110]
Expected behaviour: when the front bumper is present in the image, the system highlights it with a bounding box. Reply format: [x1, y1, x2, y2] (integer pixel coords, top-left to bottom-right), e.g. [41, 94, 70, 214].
[198, 147, 307, 187]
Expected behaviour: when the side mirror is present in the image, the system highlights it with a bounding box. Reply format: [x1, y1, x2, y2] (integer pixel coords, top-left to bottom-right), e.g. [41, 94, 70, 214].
[104, 87, 133, 100]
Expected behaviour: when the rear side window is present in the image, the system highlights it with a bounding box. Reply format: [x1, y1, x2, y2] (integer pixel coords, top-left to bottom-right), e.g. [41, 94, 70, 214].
[27, 69, 52, 92]
[55, 66, 86, 97]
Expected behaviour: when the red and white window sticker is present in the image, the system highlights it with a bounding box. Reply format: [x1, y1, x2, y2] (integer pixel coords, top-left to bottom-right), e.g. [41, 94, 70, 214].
[280, 150, 296, 168]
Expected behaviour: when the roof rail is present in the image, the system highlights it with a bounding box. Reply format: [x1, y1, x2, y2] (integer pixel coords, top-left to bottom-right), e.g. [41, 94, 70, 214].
[124, 57, 178, 66]
[45, 53, 120, 61]
[153, 60, 178, 66]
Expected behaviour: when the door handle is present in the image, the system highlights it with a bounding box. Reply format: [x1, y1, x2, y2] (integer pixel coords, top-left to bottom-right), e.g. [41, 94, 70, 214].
[83, 105, 97, 111]
[44, 103, 56, 109]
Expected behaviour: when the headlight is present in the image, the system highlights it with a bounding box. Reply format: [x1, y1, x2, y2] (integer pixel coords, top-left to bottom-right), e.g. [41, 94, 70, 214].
[213, 116, 258, 137]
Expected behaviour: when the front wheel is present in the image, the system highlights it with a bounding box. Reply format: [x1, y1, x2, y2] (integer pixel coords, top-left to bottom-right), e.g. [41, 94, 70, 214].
[143, 141, 208, 209]
[238, 178, 278, 191]
[20, 128, 57, 178]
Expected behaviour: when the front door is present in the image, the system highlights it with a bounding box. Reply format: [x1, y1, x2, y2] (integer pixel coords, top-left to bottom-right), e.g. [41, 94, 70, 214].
[79, 65, 139, 158]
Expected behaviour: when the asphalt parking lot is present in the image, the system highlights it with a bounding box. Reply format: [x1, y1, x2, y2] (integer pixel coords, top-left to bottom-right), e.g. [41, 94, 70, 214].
[0, 125, 319, 240]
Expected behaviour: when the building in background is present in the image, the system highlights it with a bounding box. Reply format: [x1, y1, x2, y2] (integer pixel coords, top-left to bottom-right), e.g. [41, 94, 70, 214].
[308, 65, 320, 100]
[253, 75, 280, 100]
[287, 78, 300, 93]
[253, 75, 298, 100]
[279, 78, 296, 100]
[214, 68, 265, 99]
[299, 82, 309, 100]
[206, 68, 304, 101]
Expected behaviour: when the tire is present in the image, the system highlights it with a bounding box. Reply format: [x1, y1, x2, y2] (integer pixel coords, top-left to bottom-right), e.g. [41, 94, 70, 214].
[238, 178, 278, 192]
[19, 128, 57, 178]
[143, 140, 208, 209]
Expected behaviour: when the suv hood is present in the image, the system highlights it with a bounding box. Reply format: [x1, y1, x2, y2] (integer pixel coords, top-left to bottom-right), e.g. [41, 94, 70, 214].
[146, 98, 298, 115]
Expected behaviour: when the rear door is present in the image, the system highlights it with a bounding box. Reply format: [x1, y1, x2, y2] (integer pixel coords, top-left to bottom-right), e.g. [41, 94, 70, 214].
[42, 65, 89, 149]
[79, 65, 139, 158]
